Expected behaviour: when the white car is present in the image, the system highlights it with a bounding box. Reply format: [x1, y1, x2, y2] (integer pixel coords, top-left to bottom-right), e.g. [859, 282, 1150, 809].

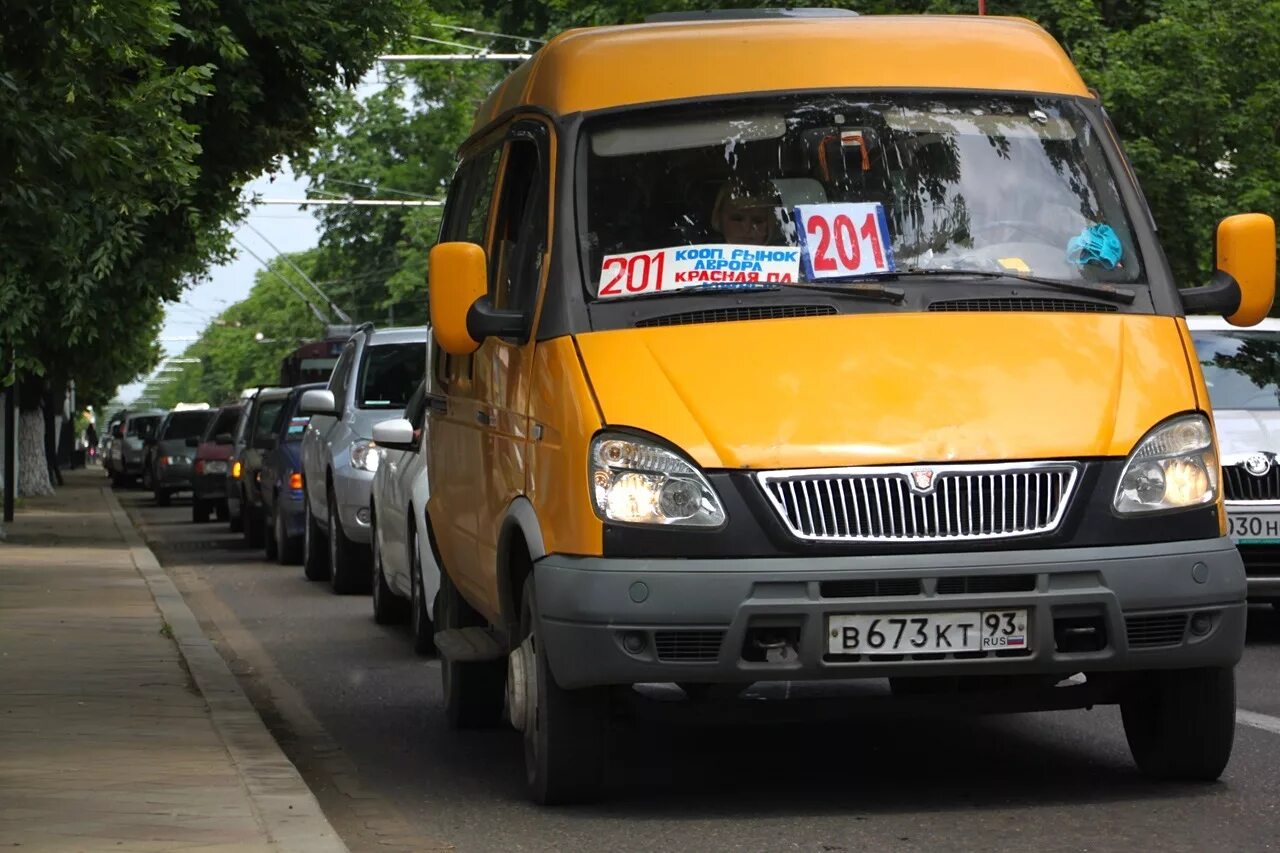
[1188, 315, 1280, 604]
[368, 380, 438, 653]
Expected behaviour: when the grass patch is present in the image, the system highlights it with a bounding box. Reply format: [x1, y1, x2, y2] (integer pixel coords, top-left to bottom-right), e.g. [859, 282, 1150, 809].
[159, 621, 174, 639]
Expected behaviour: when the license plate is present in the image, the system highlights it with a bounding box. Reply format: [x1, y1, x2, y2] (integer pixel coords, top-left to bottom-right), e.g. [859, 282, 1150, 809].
[827, 609, 1029, 655]
[203, 461, 228, 474]
[1228, 509, 1280, 544]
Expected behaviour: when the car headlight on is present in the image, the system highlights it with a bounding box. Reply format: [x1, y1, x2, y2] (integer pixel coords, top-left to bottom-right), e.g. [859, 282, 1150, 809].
[350, 440, 380, 473]
[1114, 414, 1218, 514]
[589, 432, 725, 527]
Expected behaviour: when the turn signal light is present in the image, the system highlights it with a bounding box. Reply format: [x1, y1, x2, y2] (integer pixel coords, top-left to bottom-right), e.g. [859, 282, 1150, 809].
[231, 460, 242, 479]
[289, 472, 303, 491]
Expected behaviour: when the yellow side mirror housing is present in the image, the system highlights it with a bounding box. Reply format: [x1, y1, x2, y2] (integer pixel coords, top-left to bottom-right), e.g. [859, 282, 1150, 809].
[1220, 213, 1276, 327]
[429, 242, 488, 356]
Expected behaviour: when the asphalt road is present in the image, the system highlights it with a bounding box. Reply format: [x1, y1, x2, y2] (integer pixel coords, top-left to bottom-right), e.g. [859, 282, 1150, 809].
[119, 489, 1280, 853]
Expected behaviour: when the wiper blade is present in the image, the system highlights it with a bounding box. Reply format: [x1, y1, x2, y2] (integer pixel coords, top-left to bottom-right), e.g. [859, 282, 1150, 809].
[869, 269, 1136, 305]
[600, 283, 781, 302]
[781, 281, 907, 304]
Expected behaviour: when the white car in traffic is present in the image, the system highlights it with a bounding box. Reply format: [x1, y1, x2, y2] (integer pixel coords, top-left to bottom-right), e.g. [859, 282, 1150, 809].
[1188, 315, 1280, 604]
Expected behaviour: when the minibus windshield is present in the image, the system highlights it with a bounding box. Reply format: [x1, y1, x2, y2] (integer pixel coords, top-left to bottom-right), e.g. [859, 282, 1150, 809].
[580, 94, 1143, 301]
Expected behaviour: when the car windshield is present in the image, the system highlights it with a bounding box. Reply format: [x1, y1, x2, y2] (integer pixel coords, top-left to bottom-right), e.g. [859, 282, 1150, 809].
[580, 93, 1142, 300]
[1192, 329, 1280, 410]
[128, 416, 160, 437]
[206, 408, 240, 440]
[356, 343, 421, 409]
[162, 411, 213, 440]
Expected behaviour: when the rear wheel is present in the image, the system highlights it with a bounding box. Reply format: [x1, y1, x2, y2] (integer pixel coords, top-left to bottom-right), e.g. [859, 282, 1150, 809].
[327, 486, 370, 594]
[154, 488, 170, 507]
[192, 499, 210, 524]
[264, 502, 279, 561]
[1121, 667, 1236, 781]
[436, 570, 504, 728]
[243, 498, 264, 548]
[516, 577, 610, 805]
[303, 498, 329, 581]
[276, 505, 303, 565]
[215, 501, 229, 522]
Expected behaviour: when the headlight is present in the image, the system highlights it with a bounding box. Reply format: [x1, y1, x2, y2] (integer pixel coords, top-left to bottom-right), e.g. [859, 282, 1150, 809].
[589, 432, 725, 527]
[350, 440, 380, 473]
[1114, 414, 1218, 514]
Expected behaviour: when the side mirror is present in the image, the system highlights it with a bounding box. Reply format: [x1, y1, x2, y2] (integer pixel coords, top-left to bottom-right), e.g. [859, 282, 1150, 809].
[299, 389, 338, 416]
[214, 432, 234, 446]
[185, 437, 199, 448]
[371, 418, 417, 452]
[429, 242, 524, 355]
[1181, 214, 1276, 322]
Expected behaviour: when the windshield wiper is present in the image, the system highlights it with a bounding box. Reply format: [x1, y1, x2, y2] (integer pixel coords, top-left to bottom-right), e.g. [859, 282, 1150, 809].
[601, 283, 781, 302]
[780, 281, 907, 304]
[868, 269, 1137, 305]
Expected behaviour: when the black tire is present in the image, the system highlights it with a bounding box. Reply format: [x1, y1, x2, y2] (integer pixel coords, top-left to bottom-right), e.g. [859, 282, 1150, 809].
[519, 577, 610, 805]
[328, 486, 371, 595]
[276, 505, 303, 565]
[303, 499, 330, 581]
[372, 520, 411, 626]
[215, 501, 229, 522]
[110, 472, 125, 489]
[436, 570, 504, 728]
[1121, 667, 1236, 781]
[264, 503, 279, 561]
[228, 501, 243, 532]
[407, 529, 434, 651]
[243, 500, 265, 548]
[192, 499, 210, 524]
[154, 489, 170, 507]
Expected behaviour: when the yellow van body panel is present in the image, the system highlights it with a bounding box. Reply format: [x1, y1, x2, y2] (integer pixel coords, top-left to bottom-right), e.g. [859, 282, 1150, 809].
[527, 336, 605, 557]
[575, 313, 1197, 471]
[473, 16, 1090, 131]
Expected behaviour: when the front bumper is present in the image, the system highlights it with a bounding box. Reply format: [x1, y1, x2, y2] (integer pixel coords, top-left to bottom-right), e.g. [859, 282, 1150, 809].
[535, 538, 1246, 689]
[333, 468, 374, 544]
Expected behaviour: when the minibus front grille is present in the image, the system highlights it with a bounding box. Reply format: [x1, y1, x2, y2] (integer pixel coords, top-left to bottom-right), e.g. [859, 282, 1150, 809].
[635, 304, 836, 328]
[1222, 464, 1280, 501]
[928, 297, 1117, 313]
[757, 462, 1079, 543]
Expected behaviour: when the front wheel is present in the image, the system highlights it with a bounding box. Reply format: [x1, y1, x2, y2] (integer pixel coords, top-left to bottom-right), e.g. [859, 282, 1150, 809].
[516, 577, 611, 805]
[372, 520, 410, 626]
[1121, 667, 1236, 781]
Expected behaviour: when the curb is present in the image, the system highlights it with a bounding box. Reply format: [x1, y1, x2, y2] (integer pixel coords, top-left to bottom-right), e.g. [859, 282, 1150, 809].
[103, 486, 348, 853]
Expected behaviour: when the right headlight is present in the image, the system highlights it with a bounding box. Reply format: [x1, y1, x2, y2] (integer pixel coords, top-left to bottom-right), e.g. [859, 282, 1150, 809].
[589, 432, 726, 527]
[1113, 414, 1218, 514]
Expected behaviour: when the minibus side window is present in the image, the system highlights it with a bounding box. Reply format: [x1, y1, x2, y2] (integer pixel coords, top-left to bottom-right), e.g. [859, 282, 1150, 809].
[490, 137, 548, 315]
[439, 145, 501, 382]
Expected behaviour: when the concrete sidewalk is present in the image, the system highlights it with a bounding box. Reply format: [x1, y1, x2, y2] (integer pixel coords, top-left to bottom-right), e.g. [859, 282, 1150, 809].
[0, 468, 344, 852]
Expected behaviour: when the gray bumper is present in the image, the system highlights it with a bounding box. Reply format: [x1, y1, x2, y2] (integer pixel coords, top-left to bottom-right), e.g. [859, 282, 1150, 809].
[535, 538, 1247, 689]
[333, 468, 374, 544]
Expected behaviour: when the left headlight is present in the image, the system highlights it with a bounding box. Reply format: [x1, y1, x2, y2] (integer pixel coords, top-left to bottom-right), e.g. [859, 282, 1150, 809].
[589, 432, 725, 527]
[350, 440, 380, 473]
[1113, 414, 1218, 514]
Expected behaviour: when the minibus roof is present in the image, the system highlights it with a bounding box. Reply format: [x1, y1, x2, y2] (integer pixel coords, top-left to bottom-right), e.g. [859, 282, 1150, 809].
[472, 15, 1091, 133]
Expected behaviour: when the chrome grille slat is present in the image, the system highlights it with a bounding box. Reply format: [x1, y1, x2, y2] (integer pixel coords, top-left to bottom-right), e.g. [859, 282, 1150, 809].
[1223, 463, 1280, 502]
[759, 462, 1079, 543]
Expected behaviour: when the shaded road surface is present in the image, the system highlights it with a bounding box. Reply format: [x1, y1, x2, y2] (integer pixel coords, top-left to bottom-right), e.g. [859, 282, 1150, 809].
[121, 491, 1280, 852]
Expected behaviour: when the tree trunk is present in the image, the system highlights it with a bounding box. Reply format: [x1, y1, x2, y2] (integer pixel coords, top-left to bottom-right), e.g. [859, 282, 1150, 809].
[18, 409, 52, 497]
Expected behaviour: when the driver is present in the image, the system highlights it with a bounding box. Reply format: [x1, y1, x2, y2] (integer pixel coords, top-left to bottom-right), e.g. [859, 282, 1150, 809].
[710, 179, 782, 246]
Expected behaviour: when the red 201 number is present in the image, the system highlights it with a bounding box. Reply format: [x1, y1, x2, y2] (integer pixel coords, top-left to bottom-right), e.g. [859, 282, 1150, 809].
[599, 251, 666, 296]
[806, 211, 885, 274]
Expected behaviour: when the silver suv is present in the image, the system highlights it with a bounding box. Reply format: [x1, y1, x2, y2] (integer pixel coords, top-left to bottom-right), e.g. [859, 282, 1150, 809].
[299, 324, 427, 593]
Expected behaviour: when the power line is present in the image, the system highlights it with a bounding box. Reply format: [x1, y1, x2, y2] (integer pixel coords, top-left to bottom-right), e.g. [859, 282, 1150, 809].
[231, 235, 331, 327]
[425, 22, 545, 45]
[409, 34, 489, 52]
[320, 177, 435, 199]
[379, 53, 530, 62]
[249, 197, 444, 207]
[243, 223, 353, 325]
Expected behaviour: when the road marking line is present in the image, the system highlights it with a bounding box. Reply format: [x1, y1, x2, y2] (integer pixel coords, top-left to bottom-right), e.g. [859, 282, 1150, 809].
[1237, 709, 1280, 736]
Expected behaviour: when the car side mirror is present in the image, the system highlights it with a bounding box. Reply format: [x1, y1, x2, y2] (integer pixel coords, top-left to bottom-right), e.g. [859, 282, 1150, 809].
[429, 242, 524, 355]
[1180, 213, 1276, 322]
[185, 437, 199, 448]
[299, 389, 338, 416]
[371, 418, 417, 452]
[214, 432, 234, 445]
